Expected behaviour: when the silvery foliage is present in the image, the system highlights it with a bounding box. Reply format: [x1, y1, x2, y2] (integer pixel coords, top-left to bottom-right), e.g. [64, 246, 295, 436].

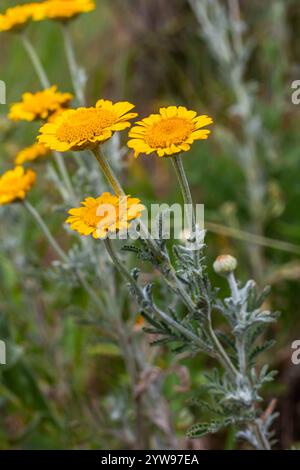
[124, 210, 279, 449]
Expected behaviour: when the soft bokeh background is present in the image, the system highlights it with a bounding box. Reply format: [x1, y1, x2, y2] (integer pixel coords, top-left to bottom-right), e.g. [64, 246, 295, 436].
[0, 0, 300, 449]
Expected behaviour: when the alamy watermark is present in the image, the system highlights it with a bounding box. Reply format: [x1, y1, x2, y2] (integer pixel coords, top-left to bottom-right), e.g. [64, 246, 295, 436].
[0, 80, 6, 104]
[291, 80, 300, 104]
[0, 340, 6, 365]
[92, 202, 205, 249]
[291, 340, 300, 365]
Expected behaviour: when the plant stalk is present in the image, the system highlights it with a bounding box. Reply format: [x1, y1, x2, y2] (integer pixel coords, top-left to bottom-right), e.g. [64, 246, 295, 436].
[61, 24, 86, 106]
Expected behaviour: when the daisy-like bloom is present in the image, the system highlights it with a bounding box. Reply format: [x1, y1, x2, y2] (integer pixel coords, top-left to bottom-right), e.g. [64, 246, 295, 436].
[128, 106, 213, 158]
[38, 100, 137, 152]
[0, 3, 41, 33]
[0, 166, 36, 205]
[8, 86, 73, 122]
[66, 192, 144, 239]
[33, 0, 95, 22]
[15, 142, 49, 165]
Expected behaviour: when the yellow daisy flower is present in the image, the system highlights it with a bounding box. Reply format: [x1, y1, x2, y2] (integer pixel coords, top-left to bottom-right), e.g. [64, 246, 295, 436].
[0, 3, 41, 33]
[38, 100, 137, 152]
[15, 142, 49, 165]
[8, 86, 73, 122]
[128, 106, 213, 158]
[66, 192, 145, 239]
[33, 0, 95, 22]
[0, 166, 36, 205]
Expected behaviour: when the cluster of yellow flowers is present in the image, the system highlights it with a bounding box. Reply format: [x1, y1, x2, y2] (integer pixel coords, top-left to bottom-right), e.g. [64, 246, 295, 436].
[0, 166, 36, 205]
[9, 86, 73, 122]
[0, 0, 95, 32]
[0, 2, 213, 240]
[1, 91, 213, 237]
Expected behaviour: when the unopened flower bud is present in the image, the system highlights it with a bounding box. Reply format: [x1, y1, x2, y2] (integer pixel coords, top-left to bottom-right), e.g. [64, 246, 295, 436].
[213, 254, 237, 275]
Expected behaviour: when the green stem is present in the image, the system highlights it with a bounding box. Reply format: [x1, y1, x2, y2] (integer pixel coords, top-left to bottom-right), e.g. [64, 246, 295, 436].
[61, 24, 85, 106]
[24, 200, 104, 312]
[226, 270, 271, 449]
[53, 151, 76, 202]
[92, 146, 203, 308]
[91, 146, 125, 196]
[103, 238, 207, 349]
[171, 153, 201, 293]
[20, 33, 78, 202]
[20, 33, 50, 89]
[207, 313, 239, 380]
[171, 154, 195, 234]
[253, 421, 271, 450]
[24, 200, 68, 262]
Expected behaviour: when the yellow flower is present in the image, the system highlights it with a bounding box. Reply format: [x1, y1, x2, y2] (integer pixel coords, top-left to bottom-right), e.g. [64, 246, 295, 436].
[38, 100, 137, 152]
[66, 192, 145, 239]
[0, 3, 40, 33]
[15, 142, 49, 165]
[128, 106, 213, 158]
[0, 166, 36, 205]
[8, 86, 73, 122]
[34, 0, 95, 22]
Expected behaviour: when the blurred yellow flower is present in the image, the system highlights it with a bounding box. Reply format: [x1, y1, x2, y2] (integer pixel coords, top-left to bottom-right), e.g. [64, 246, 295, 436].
[0, 3, 41, 32]
[34, 0, 95, 22]
[38, 100, 137, 152]
[9, 86, 73, 122]
[66, 192, 144, 239]
[128, 106, 213, 158]
[0, 166, 36, 205]
[15, 142, 49, 165]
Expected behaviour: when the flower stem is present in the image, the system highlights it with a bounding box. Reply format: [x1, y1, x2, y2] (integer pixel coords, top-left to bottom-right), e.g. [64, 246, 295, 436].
[61, 24, 86, 106]
[171, 154, 195, 234]
[103, 238, 207, 349]
[92, 147, 202, 304]
[171, 153, 201, 293]
[207, 310, 239, 380]
[24, 200, 68, 262]
[20, 33, 77, 202]
[225, 270, 271, 449]
[91, 146, 125, 197]
[24, 200, 104, 312]
[53, 151, 77, 202]
[20, 33, 50, 89]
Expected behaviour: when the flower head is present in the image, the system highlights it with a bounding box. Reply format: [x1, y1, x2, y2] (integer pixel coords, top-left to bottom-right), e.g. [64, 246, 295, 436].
[66, 192, 144, 239]
[213, 255, 237, 275]
[0, 166, 36, 205]
[38, 100, 137, 152]
[128, 106, 213, 158]
[0, 3, 40, 33]
[34, 0, 95, 22]
[8, 86, 73, 122]
[15, 142, 49, 165]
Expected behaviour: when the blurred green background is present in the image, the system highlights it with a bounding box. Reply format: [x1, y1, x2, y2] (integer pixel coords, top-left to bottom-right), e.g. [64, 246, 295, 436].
[1, 0, 300, 449]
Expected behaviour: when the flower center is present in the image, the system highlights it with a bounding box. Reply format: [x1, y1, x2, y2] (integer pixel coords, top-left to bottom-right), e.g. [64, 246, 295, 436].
[144, 117, 194, 148]
[56, 108, 117, 143]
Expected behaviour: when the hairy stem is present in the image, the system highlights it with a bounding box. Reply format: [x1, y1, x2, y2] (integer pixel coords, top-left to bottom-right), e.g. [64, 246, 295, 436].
[24, 200, 104, 312]
[20, 34, 77, 202]
[103, 238, 207, 350]
[20, 33, 50, 89]
[171, 154, 195, 233]
[91, 146, 125, 197]
[53, 151, 77, 202]
[171, 154, 201, 284]
[61, 24, 86, 106]
[226, 270, 271, 449]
